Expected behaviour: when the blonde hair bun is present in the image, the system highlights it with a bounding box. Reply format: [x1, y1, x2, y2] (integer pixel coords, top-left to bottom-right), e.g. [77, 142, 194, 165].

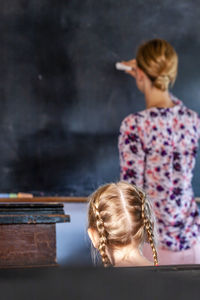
[136, 39, 178, 91]
[154, 74, 170, 91]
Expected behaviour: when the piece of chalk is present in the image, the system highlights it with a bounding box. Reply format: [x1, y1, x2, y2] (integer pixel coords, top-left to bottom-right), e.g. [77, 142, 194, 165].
[9, 193, 18, 198]
[115, 62, 132, 71]
[18, 192, 33, 198]
[0, 194, 10, 198]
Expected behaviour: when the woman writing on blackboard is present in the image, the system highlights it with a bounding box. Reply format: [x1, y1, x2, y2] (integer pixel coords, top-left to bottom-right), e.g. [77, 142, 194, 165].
[118, 39, 200, 264]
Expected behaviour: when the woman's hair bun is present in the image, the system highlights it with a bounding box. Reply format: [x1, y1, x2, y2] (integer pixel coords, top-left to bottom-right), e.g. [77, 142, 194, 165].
[154, 74, 170, 91]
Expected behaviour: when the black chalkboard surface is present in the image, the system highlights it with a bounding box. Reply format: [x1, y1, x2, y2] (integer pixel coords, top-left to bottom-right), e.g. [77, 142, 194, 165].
[0, 1, 200, 196]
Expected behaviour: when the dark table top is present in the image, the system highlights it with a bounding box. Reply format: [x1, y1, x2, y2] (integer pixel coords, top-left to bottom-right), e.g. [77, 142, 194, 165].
[0, 202, 70, 224]
[0, 265, 200, 300]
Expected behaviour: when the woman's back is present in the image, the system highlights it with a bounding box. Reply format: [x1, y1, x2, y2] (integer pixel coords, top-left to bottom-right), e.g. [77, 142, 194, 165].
[119, 95, 200, 251]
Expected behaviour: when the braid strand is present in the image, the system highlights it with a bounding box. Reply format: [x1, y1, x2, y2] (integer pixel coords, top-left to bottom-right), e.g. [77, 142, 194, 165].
[92, 201, 111, 267]
[141, 192, 158, 266]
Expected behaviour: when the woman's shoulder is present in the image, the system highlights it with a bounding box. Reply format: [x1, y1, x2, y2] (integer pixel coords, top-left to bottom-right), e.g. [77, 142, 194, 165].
[171, 94, 199, 116]
[175, 99, 199, 122]
[120, 111, 147, 129]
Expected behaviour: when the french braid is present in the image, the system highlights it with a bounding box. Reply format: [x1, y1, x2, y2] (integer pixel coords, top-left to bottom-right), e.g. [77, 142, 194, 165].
[92, 200, 111, 267]
[140, 190, 158, 266]
[88, 182, 158, 267]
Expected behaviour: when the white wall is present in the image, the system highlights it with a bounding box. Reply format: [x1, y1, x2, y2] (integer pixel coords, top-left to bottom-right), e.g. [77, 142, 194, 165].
[56, 203, 92, 266]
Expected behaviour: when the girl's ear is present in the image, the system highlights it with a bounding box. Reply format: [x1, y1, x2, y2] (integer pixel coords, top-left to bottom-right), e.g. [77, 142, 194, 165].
[88, 228, 100, 249]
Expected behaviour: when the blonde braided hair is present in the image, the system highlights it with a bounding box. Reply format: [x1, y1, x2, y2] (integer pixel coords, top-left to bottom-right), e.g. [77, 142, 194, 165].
[92, 200, 111, 267]
[88, 182, 158, 267]
[140, 190, 158, 266]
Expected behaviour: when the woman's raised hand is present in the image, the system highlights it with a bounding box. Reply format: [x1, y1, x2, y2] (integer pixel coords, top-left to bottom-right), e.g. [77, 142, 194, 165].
[121, 59, 137, 78]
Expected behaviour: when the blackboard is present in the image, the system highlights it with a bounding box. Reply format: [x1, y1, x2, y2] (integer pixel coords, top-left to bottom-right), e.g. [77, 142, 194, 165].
[0, 0, 200, 196]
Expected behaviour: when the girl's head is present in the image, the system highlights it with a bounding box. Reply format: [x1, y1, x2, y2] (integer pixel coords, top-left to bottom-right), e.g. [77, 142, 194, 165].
[88, 181, 158, 267]
[135, 39, 178, 92]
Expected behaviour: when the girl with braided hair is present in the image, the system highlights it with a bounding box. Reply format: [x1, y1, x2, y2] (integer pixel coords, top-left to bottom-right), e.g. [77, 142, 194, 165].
[118, 39, 200, 264]
[88, 181, 158, 267]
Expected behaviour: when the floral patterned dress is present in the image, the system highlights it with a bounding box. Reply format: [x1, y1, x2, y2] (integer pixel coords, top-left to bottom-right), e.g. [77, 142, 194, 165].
[119, 95, 200, 251]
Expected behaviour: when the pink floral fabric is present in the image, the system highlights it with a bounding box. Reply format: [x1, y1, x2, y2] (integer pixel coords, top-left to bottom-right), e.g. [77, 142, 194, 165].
[118, 95, 200, 251]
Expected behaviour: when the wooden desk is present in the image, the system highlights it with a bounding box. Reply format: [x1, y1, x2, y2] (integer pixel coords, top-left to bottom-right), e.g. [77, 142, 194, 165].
[0, 203, 70, 268]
